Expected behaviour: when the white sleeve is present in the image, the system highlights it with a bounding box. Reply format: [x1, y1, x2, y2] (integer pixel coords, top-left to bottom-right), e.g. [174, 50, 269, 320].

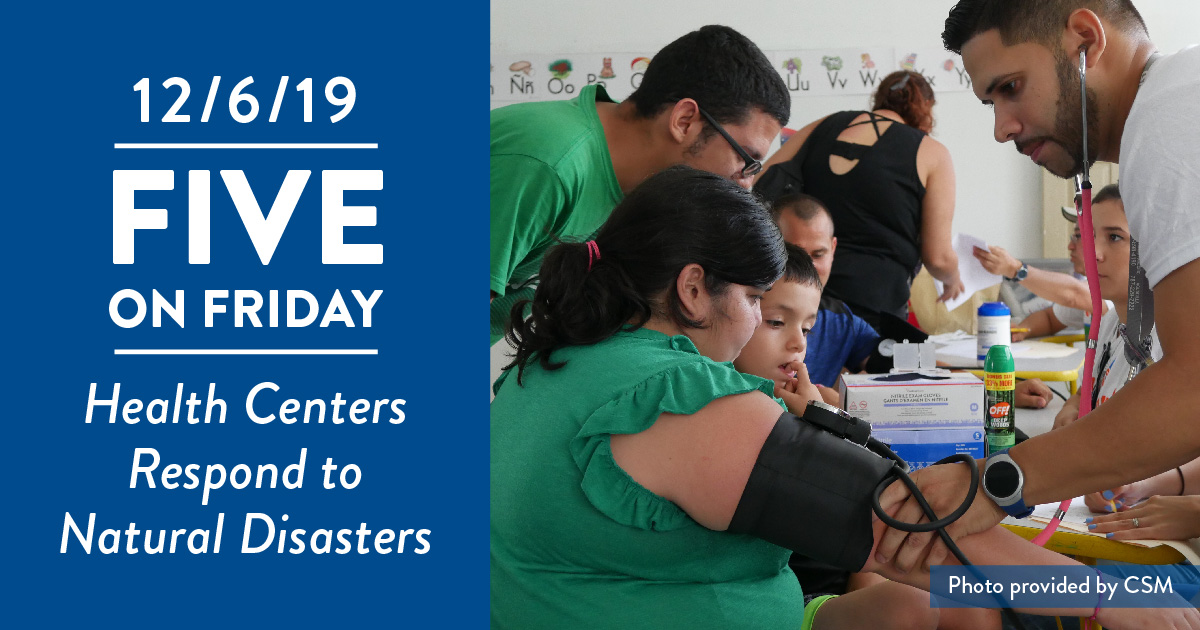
[1121, 48, 1200, 288]
[1050, 300, 1111, 330]
[1051, 303, 1085, 329]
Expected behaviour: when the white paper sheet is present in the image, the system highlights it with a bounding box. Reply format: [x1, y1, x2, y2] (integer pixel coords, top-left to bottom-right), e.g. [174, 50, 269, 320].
[933, 233, 1004, 312]
[1030, 498, 1105, 534]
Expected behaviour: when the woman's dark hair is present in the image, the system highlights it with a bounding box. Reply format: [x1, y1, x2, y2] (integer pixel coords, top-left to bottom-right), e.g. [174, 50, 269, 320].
[1092, 182, 1121, 205]
[506, 165, 786, 384]
[872, 70, 936, 132]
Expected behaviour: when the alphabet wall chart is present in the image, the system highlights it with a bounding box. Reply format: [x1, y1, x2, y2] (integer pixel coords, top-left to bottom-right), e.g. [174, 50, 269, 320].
[491, 46, 970, 110]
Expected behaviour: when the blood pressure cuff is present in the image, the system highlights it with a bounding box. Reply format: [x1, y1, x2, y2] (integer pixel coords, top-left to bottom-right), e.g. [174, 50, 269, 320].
[727, 411, 896, 572]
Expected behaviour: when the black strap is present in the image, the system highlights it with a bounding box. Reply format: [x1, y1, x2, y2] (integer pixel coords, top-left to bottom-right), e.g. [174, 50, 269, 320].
[845, 111, 889, 138]
[831, 140, 870, 161]
[1122, 237, 1154, 376]
[1092, 341, 1112, 410]
[835, 112, 896, 159]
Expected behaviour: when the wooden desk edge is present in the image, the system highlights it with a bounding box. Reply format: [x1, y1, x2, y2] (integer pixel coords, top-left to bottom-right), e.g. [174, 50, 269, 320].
[1002, 523, 1186, 564]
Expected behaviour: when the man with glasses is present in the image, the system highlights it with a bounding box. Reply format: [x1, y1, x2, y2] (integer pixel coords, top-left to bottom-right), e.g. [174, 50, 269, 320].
[490, 25, 790, 346]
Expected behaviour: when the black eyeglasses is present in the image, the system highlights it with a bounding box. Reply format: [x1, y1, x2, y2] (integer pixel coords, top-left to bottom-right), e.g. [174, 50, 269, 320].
[697, 106, 763, 178]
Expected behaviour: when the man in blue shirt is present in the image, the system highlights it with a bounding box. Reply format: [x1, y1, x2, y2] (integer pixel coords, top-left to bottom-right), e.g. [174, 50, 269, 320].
[772, 194, 880, 392]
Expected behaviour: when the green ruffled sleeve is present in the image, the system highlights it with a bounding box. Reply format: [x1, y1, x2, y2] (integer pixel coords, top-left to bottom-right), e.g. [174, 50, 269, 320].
[569, 342, 781, 532]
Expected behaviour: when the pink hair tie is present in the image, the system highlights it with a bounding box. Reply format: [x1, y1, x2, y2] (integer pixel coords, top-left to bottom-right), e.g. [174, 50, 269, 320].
[586, 240, 601, 270]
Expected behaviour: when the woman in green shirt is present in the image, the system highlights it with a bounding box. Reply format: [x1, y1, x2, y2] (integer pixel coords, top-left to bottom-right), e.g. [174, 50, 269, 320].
[491, 166, 1184, 630]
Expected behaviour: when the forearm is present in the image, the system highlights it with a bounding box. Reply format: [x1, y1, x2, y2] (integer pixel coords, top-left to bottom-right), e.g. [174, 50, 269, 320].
[924, 257, 961, 285]
[1013, 356, 1200, 504]
[1143, 458, 1200, 497]
[1019, 269, 1091, 311]
[1016, 310, 1057, 338]
[1185, 459, 1200, 495]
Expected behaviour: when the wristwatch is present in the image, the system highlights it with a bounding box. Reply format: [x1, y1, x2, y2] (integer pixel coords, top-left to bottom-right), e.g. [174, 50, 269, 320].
[1007, 262, 1029, 282]
[981, 450, 1034, 518]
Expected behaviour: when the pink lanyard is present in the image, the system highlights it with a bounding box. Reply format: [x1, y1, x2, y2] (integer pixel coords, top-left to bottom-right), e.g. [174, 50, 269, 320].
[1031, 49, 1103, 546]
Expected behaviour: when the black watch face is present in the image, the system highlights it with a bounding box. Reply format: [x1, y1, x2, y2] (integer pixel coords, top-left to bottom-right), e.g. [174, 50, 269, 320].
[986, 462, 1020, 498]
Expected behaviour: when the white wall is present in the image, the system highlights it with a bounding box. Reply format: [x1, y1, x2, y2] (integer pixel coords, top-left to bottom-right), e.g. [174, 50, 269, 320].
[491, 0, 1200, 259]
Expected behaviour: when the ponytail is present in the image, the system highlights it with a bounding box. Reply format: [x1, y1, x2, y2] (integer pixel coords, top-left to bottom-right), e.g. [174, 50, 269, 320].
[506, 239, 651, 381]
[505, 166, 785, 384]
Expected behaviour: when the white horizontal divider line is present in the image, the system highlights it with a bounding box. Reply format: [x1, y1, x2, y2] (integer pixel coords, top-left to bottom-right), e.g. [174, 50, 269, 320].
[115, 349, 378, 356]
[113, 143, 378, 149]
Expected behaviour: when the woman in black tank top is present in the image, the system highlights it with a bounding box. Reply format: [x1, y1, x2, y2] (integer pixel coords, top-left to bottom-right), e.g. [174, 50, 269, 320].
[758, 71, 964, 329]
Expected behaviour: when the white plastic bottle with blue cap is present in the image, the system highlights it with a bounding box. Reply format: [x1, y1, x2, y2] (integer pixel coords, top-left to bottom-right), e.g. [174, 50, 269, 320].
[976, 302, 1011, 365]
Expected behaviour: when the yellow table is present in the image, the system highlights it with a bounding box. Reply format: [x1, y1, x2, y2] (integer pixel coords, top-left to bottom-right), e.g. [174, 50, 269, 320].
[936, 336, 1086, 395]
[963, 362, 1084, 395]
[1001, 523, 1186, 565]
[1039, 334, 1087, 347]
[1001, 521, 1192, 630]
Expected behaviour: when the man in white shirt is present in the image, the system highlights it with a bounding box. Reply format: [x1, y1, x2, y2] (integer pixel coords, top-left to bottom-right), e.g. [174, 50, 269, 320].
[876, 0, 1200, 577]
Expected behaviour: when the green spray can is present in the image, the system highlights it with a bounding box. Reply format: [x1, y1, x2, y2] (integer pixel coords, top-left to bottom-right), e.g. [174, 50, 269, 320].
[984, 344, 1016, 456]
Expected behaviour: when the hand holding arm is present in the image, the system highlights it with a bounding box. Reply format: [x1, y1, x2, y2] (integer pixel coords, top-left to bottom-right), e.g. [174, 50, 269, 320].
[874, 459, 1005, 572]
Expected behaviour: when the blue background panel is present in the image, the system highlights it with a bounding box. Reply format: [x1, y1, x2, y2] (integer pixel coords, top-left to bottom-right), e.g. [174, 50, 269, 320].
[3, 4, 488, 626]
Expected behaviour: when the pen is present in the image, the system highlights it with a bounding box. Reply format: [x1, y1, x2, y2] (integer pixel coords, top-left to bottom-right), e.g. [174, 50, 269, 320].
[1010, 327, 1030, 333]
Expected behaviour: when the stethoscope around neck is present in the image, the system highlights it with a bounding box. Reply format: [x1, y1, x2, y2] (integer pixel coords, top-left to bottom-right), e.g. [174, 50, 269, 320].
[1032, 48, 1160, 546]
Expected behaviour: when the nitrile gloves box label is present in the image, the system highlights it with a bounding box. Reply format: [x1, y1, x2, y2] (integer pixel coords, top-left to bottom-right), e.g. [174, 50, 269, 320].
[873, 428, 986, 471]
[839, 372, 984, 430]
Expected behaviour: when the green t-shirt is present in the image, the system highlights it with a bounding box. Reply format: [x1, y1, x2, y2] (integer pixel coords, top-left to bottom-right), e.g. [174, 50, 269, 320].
[489, 85, 623, 344]
[491, 328, 805, 629]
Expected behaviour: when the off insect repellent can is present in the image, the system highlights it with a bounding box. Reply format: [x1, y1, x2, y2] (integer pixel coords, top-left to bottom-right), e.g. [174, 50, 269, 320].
[984, 344, 1015, 456]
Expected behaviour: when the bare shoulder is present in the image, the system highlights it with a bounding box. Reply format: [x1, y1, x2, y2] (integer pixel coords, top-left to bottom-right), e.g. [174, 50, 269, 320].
[626, 390, 781, 457]
[916, 135, 952, 181]
[610, 389, 783, 529]
[916, 134, 950, 162]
